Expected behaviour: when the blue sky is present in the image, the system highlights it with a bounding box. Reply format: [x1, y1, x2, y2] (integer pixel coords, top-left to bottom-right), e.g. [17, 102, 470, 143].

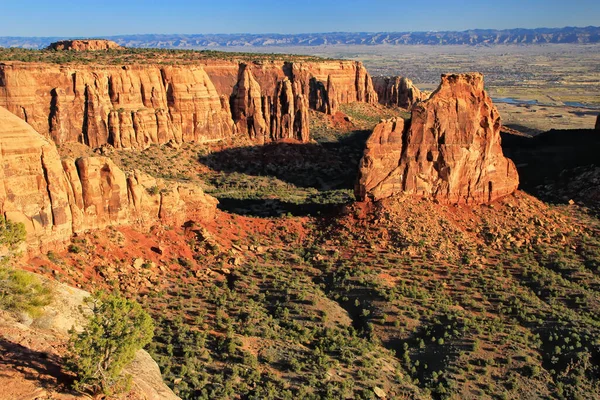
[2, 0, 599, 37]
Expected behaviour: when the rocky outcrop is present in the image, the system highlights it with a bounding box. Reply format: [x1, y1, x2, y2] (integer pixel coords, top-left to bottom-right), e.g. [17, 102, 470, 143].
[0, 59, 377, 148]
[0, 106, 217, 250]
[373, 76, 427, 109]
[0, 275, 179, 400]
[356, 73, 519, 205]
[47, 39, 122, 51]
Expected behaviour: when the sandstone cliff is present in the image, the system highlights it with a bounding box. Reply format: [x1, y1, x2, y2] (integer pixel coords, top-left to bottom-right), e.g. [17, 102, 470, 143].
[0, 106, 217, 250]
[373, 76, 427, 109]
[0, 59, 377, 149]
[47, 39, 123, 51]
[356, 73, 519, 205]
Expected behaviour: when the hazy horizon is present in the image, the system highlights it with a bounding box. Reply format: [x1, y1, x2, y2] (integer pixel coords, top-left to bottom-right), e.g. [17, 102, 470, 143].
[2, 0, 600, 37]
[2, 25, 600, 39]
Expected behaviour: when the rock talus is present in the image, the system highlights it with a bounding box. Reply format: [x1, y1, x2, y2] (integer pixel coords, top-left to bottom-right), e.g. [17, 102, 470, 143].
[0, 60, 377, 148]
[357, 73, 519, 205]
[0, 106, 217, 250]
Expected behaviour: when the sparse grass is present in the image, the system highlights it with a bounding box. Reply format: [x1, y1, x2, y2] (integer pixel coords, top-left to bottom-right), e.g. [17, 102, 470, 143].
[38, 188, 600, 400]
[0, 47, 336, 66]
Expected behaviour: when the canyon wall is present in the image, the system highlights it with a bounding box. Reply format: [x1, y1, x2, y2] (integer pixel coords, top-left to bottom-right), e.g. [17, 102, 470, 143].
[0, 60, 377, 148]
[356, 73, 519, 205]
[373, 76, 427, 109]
[0, 106, 217, 250]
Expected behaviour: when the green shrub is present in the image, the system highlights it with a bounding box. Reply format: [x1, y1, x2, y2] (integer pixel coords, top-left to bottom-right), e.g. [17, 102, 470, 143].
[0, 216, 26, 252]
[67, 291, 155, 396]
[0, 268, 53, 317]
[0, 217, 51, 317]
[68, 244, 82, 254]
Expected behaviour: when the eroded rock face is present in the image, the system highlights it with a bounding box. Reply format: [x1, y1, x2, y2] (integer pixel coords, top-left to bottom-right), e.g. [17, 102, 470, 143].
[47, 39, 122, 51]
[356, 73, 519, 205]
[373, 76, 427, 109]
[0, 106, 217, 250]
[0, 106, 74, 248]
[0, 60, 377, 148]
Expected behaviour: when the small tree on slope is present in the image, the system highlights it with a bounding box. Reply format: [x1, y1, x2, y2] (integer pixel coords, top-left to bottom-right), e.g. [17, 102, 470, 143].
[67, 291, 154, 396]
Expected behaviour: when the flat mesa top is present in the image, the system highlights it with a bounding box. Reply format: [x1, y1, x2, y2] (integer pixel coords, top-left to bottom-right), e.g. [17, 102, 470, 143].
[47, 39, 123, 51]
[0, 46, 340, 66]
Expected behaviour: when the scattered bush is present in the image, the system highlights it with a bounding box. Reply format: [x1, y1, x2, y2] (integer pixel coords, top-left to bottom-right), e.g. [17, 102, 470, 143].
[0, 268, 53, 317]
[0, 217, 52, 317]
[67, 291, 154, 396]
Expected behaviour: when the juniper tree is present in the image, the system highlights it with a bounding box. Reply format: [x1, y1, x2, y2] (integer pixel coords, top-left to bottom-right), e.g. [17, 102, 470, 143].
[67, 291, 154, 396]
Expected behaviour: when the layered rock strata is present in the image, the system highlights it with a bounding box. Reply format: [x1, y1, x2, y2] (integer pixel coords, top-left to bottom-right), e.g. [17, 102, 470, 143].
[0, 60, 377, 148]
[373, 76, 427, 109]
[356, 73, 519, 205]
[47, 39, 123, 51]
[0, 106, 217, 250]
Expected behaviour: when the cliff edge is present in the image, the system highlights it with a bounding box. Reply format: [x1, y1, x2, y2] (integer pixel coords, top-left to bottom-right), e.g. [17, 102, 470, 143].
[0, 58, 377, 148]
[0, 106, 217, 251]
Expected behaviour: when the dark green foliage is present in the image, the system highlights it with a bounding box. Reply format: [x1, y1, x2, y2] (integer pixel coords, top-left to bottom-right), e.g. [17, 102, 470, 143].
[67, 291, 154, 396]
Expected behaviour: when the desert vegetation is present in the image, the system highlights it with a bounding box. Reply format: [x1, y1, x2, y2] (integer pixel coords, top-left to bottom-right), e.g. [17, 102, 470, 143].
[0, 46, 333, 65]
[67, 291, 154, 396]
[1, 40, 599, 398]
[0, 217, 52, 318]
[25, 101, 595, 399]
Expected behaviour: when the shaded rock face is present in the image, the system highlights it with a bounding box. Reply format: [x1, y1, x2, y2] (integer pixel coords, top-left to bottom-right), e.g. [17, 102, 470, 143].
[373, 76, 427, 109]
[47, 39, 122, 51]
[356, 73, 519, 205]
[0, 60, 377, 149]
[596, 114, 599, 130]
[0, 106, 217, 250]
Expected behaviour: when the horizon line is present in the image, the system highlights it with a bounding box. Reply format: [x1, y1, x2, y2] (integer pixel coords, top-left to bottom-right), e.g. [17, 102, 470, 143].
[1, 25, 599, 39]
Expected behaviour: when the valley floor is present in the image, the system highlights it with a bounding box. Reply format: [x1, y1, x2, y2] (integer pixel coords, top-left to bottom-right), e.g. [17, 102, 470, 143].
[12, 101, 600, 399]
[3, 93, 600, 399]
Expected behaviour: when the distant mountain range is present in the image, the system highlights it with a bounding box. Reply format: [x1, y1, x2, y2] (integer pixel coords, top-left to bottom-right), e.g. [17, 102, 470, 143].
[1, 26, 600, 49]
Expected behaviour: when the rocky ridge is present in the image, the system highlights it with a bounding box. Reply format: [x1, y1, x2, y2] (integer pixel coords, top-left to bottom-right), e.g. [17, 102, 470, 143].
[0, 106, 217, 251]
[356, 73, 519, 204]
[47, 39, 123, 51]
[373, 76, 428, 109]
[0, 59, 377, 149]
